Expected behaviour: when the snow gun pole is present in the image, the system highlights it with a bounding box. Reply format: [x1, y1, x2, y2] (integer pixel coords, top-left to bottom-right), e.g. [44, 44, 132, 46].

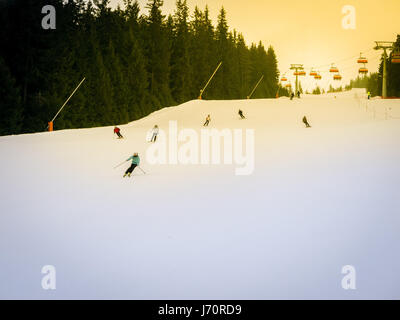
[247, 75, 264, 99]
[198, 62, 222, 99]
[275, 85, 280, 99]
[48, 77, 86, 131]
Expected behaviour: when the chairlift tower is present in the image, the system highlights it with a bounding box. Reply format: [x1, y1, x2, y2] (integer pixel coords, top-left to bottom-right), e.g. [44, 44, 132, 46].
[374, 41, 394, 98]
[290, 64, 304, 94]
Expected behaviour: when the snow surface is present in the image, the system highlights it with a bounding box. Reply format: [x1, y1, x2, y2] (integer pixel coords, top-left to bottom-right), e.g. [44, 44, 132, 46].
[0, 89, 399, 299]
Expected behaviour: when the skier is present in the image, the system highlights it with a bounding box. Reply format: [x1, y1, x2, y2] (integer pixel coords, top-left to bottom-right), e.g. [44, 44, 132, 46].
[203, 115, 211, 127]
[114, 126, 123, 139]
[123, 153, 140, 178]
[297, 90, 301, 98]
[150, 125, 159, 142]
[290, 92, 295, 100]
[238, 109, 245, 119]
[302, 116, 311, 128]
[368, 91, 371, 100]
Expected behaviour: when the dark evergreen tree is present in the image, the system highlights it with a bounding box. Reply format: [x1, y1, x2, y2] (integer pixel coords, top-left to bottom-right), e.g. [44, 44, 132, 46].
[144, 0, 173, 107]
[189, 6, 215, 99]
[235, 33, 251, 98]
[0, 57, 23, 135]
[211, 7, 229, 99]
[170, 0, 192, 103]
[388, 35, 400, 97]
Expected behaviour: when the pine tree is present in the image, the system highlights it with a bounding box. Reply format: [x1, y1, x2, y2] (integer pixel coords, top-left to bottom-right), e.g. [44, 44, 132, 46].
[0, 57, 23, 135]
[265, 46, 279, 97]
[236, 33, 251, 98]
[211, 7, 229, 99]
[388, 35, 400, 97]
[190, 6, 215, 99]
[144, 0, 173, 107]
[170, 0, 192, 103]
[123, 25, 149, 119]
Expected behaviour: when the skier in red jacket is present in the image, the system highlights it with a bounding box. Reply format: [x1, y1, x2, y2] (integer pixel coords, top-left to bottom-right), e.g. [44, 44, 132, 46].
[114, 126, 124, 139]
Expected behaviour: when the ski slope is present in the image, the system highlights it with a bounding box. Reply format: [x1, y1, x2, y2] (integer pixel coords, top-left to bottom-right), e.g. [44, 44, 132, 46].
[0, 89, 399, 299]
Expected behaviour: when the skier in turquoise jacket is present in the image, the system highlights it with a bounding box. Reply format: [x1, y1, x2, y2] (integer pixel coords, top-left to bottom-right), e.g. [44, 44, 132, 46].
[124, 153, 140, 177]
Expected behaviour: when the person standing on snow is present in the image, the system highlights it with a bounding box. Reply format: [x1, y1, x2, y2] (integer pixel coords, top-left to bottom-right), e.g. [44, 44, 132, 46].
[203, 115, 211, 127]
[302, 116, 311, 128]
[114, 126, 124, 139]
[238, 109, 245, 119]
[297, 91, 301, 98]
[150, 125, 159, 142]
[290, 92, 294, 100]
[123, 153, 140, 178]
[368, 91, 371, 100]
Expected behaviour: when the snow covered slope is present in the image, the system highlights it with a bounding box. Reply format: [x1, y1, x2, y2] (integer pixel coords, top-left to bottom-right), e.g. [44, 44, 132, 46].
[1, 89, 399, 299]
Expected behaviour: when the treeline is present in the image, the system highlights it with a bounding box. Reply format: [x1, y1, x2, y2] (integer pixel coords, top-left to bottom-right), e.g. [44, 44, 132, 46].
[345, 73, 380, 97]
[311, 86, 323, 95]
[327, 85, 343, 93]
[0, 0, 280, 136]
[346, 34, 400, 97]
[309, 85, 343, 95]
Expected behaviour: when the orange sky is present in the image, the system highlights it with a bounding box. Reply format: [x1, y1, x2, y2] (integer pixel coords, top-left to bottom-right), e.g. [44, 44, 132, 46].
[110, 0, 400, 91]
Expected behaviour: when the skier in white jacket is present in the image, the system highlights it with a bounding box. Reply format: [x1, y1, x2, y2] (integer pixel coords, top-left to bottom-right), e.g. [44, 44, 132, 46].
[150, 125, 159, 142]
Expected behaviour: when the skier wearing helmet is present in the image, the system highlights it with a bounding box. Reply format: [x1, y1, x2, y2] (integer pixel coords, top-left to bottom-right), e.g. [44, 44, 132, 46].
[123, 153, 140, 178]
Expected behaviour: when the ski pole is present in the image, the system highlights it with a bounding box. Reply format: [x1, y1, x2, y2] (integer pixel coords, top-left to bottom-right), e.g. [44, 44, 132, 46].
[138, 166, 146, 174]
[114, 160, 127, 169]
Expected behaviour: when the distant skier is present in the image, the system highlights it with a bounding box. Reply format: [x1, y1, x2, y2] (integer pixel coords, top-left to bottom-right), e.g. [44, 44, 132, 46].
[150, 125, 159, 142]
[123, 153, 140, 178]
[297, 91, 301, 98]
[238, 109, 245, 119]
[203, 115, 211, 127]
[290, 92, 294, 100]
[368, 91, 371, 100]
[302, 116, 311, 128]
[114, 126, 123, 139]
